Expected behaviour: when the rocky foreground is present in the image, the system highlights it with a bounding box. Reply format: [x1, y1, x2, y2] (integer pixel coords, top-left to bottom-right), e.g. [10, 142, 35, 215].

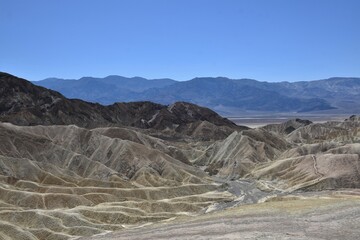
[1, 73, 360, 239]
[84, 191, 360, 240]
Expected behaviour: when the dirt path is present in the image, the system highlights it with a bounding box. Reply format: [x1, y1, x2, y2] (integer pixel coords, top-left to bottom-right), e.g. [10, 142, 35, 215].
[312, 155, 324, 182]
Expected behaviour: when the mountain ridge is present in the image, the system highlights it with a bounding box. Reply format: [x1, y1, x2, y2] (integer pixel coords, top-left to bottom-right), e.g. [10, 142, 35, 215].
[33, 75, 360, 114]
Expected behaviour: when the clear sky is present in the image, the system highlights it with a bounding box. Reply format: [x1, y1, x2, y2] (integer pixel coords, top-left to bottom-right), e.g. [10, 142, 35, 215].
[0, 0, 359, 82]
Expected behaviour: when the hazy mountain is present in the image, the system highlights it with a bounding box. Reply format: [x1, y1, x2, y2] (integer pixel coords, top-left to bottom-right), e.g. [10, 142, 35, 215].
[36, 76, 176, 104]
[137, 77, 334, 113]
[34, 76, 360, 114]
[274, 78, 360, 111]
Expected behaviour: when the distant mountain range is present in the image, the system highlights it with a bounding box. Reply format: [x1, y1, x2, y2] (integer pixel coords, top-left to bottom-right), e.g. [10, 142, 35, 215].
[34, 76, 360, 114]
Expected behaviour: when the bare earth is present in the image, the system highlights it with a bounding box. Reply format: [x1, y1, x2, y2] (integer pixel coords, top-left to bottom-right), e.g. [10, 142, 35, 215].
[83, 192, 360, 240]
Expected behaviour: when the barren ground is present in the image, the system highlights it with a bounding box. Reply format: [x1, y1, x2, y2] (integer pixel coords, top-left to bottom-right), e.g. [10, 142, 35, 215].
[83, 191, 360, 240]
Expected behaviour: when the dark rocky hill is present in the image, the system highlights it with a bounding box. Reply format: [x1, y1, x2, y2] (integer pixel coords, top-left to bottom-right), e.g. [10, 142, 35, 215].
[0, 72, 244, 139]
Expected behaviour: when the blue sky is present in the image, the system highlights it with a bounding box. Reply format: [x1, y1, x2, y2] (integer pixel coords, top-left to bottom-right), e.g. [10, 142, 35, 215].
[0, 0, 359, 82]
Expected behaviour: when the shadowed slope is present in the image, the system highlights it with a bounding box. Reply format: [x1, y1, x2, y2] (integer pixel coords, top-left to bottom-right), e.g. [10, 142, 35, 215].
[194, 129, 290, 178]
[195, 116, 360, 191]
[262, 118, 313, 135]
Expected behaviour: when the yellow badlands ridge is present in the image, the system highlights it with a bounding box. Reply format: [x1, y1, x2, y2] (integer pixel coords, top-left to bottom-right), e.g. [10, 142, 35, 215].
[1, 115, 360, 239]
